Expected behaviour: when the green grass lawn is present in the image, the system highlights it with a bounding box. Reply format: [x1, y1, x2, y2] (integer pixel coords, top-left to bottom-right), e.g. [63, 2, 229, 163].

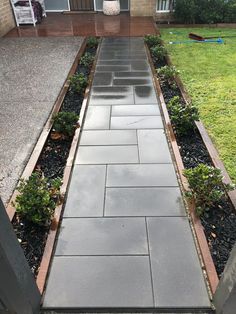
[160, 28, 236, 183]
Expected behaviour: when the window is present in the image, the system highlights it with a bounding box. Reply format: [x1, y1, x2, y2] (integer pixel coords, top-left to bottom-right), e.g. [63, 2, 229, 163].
[156, 0, 175, 12]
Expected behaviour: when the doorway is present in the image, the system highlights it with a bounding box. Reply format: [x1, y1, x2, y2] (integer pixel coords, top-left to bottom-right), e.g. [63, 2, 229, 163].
[69, 0, 94, 11]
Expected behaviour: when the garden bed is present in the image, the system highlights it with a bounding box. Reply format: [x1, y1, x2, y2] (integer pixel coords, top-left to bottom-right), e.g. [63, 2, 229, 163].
[145, 37, 236, 291]
[8, 37, 100, 288]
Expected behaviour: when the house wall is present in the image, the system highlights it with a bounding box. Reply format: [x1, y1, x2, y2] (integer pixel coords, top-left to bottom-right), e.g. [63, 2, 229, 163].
[130, 0, 156, 17]
[0, 0, 15, 37]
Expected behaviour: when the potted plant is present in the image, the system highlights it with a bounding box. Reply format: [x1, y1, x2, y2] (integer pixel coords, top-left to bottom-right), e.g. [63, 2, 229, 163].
[103, 0, 120, 16]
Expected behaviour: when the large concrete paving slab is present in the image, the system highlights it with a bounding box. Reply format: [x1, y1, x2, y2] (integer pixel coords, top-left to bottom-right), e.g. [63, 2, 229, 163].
[43, 256, 154, 309]
[0, 37, 83, 204]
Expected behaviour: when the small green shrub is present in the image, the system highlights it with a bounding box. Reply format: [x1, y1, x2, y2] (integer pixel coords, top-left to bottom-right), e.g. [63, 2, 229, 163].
[52, 111, 79, 137]
[144, 35, 162, 47]
[86, 36, 99, 48]
[69, 73, 88, 94]
[157, 65, 179, 82]
[183, 164, 235, 216]
[167, 96, 199, 136]
[14, 173, 61, 226]
[150, 45, 167, 62]
[80, 52, 95, 68]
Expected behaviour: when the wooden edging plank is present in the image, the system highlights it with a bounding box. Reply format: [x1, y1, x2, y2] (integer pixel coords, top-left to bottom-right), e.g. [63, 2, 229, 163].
[36, 39, 101, 295]
[6, 38, 88, 221]
[145, 44, 219, 295]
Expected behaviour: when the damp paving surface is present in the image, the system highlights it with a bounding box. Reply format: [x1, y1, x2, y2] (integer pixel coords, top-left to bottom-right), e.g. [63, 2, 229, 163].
[42, 37, 212, 313]
[0, 37, 83, 205]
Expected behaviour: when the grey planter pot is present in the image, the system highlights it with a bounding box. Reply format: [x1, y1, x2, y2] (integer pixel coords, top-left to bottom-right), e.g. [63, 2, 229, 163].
[103, 0, 120, 16]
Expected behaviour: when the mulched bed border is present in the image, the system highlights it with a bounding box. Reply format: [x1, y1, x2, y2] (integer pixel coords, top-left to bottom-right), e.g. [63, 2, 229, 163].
[145, 43, 220, 295]
[6, 37, 101, 294]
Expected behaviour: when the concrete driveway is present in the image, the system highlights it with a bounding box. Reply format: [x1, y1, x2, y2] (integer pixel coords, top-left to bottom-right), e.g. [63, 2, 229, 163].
[0, 37, 83, 205]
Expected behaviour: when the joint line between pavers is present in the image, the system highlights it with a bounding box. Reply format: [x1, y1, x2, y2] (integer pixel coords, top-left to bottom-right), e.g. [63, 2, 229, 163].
[103, 164, 108, 217]
[145, 217, 155, 307]
[136, 129, 141, 164]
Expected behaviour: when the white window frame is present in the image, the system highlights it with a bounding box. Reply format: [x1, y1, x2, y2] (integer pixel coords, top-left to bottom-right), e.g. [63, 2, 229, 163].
[156, 0, 173, 13]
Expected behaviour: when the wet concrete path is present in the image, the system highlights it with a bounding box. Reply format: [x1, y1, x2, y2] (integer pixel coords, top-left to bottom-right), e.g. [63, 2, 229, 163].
[42, 38, 211, 312]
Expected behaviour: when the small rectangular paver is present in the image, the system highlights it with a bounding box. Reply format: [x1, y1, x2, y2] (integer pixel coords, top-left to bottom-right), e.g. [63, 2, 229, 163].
[93, 72, 112, 86]
[147, 217, 211, 308]
[138, 129, 172, 163]
[131, 61, 150, 71]
[106, 164, 179, 187]
[89, 94, 134, 105]
[134, 85, 158, 104]
[112, 105, 160, 116]
[80, 130, 137, 146]
[43, 256, 153, 308]
[83, 106, 110, 130]
[55, 217, 148, 255]
[114, 72, 150, 78]
[113, 78, 152, 86]
[96, 65, 131, 72]
[75, 145, 139, 164]
[110, 116, 163, 129]
[63, 165, 106, 217]
[105, 187, 185, 217]
[91, 86, 133, 95]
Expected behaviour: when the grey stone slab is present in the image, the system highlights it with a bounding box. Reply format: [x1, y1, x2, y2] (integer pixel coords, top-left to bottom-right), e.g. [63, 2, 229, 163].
[97, 60, 133, 66]
[138, 130, 172, 163]
[131, 61, 150, 71]
[83, 106, 110, 130]
[110, 116, 163, 129]
[134, 86, 158, 104]
[55, 217, 148, 255]
[75, 146, 139, 164]
[106, 164, 179, 187]
[91, 86, 133, 95]
[147, 217, 211, 308]
[99, 53, 146, 60]
[80, 130, 137, 146]
[93, 72, 112, 86]
[89, 94, 134, 105]
[105, 188, 185, 217]
[63, 165, 106, 217]
[43, 256, 153, 308]
[96, 65, 131, 72]
[114, 72, 150, 78]
[112, 105, 160, 116]
[113, 78, 152, 86]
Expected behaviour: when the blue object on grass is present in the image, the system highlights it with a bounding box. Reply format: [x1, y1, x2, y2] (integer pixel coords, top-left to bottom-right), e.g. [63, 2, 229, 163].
[169, 38, 224, 44]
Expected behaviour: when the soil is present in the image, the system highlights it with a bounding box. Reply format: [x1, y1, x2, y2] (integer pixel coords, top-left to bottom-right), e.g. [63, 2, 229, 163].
[12, 42, 98, 277]
[151, 50, 236, 277]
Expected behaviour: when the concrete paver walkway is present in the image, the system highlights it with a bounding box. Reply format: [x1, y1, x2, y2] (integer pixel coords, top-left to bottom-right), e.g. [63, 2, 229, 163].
[43, 38, 211, 312]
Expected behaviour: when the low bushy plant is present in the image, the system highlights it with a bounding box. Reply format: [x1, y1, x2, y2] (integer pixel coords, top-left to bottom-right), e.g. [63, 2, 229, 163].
[183, 164, 235, 216]
[157, 65, 179, 82]
[144, 34, 162, 47]
[167, 96, 199, 136]
[80, 52, 95, 68]
[52, 111, 79, 137]
[69, 73, 88, 94]
[14, 173, 61, 226]
[150, 45, 167, 62]
[86, 36, 99, 48]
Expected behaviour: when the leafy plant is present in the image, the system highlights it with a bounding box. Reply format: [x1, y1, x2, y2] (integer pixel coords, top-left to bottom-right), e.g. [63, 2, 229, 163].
[167, 96, 199, 136]
[69, 73, 88, 94]
[183, 164, 235, 216]
[157, 65, 179, 82]
[174, 0, 197, 23]
[86, 36, 99, 48]
[14, 173, 61, 226]
[144, 34, 162, 47]
[80, 52, 95, 68]
[150, 45, 167, 62]
[52, 111, 79, 137]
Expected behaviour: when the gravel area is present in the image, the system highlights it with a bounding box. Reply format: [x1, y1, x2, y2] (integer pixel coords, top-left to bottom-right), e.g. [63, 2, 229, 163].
[0, 37, 83, 205]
